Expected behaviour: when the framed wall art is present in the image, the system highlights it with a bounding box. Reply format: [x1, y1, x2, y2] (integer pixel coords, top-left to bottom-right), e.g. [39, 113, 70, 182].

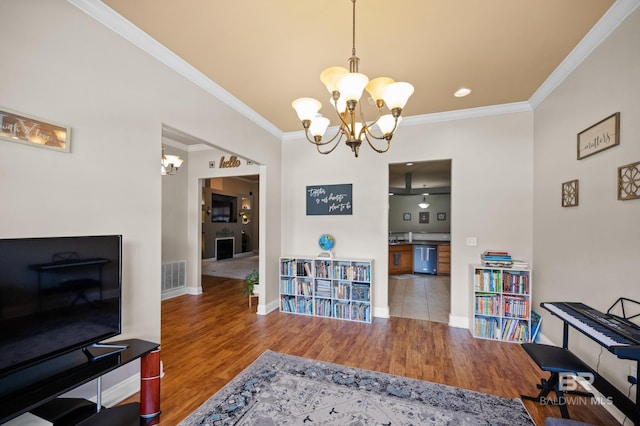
[562, 179, 579, 207]
[0, 107, 70, 152]
[577, 112, 619, 160]
[403, 213, 411, 221]
[419, 212, 429, 223]
[618, 161, 640, 201]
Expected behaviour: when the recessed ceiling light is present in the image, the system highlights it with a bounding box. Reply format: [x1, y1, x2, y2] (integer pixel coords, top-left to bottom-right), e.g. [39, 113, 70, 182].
[454, 88, 472, 97]
[405, 162, 414, 166]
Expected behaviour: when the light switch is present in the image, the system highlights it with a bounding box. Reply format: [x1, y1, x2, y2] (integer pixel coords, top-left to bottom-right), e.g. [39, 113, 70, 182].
[466, 237, 477, 246]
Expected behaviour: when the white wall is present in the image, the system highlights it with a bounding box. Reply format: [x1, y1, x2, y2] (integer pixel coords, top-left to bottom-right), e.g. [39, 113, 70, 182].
[533, 6, 640, 398]
[0, 0, 280, 400]
[282, 111, 533, 325]
[162, 143, 189, 264]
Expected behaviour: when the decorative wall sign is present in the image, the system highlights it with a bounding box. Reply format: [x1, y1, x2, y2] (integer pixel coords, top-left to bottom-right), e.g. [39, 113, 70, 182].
[419, 212, 429, 223]
[402, 213, 411, 221]
[577, 112, 619, 160]
[437, 212, 446, 221]
[0, 107, 70, 152]
[306, 184, 352, 215]
[618, 161, 640, 201]
[562, 179, 579, 207]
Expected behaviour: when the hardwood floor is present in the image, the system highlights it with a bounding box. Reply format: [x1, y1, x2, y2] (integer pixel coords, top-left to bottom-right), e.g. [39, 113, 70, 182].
[127, 275, 619, 425]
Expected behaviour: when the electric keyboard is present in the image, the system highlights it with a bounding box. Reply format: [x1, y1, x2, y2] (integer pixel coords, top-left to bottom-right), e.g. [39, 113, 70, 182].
[541, 300, 640, 424]
[542, 302, 640, 360]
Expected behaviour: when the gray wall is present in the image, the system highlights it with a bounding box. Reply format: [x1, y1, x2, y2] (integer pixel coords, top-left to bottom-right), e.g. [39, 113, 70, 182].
[389, 194, 451, 233]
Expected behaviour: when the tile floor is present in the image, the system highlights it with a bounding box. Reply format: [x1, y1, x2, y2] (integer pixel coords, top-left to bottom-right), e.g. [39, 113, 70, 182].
[388, 274, 451, 323]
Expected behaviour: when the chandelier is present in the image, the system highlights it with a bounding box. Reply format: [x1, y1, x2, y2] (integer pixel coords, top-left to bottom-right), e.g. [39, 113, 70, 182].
[161, 147, 184, 175]
[292, 0, 414, 158]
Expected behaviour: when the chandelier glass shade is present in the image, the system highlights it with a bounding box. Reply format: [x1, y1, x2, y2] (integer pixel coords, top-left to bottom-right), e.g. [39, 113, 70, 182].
[161, 147, 184, 175]
[292, 0, 414, 158]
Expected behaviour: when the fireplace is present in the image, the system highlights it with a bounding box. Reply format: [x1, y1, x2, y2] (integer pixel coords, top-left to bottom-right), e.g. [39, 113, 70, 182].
[215, 237, 234, 260]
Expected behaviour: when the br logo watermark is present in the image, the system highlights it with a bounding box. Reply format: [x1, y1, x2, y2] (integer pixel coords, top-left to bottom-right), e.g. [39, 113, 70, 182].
[559, 372, 594, 391]
[539, 372, 613, 406]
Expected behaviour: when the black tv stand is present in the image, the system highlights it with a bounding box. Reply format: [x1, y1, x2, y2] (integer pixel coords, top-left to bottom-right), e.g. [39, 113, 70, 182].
[0, 339, 159, 425]
[82, 343, 129, 362]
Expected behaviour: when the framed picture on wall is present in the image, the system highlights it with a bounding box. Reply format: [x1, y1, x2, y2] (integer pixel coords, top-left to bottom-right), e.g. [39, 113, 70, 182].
[577, 112, 619, 160]
[562, 179, 579, 207]
[403, 213, 411, 221]
[0, 107, 71, 152]
[419, 212, 429, 223]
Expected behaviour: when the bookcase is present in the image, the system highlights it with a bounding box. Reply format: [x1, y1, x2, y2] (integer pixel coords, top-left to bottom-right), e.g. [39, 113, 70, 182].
[279, 256, 372, 323]
[472, 265, 532, 343]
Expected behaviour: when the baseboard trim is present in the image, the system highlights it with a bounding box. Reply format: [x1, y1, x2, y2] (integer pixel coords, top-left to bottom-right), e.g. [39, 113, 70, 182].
[161, 287, 187, 300]
[374, 306, 390, 319]
[448, 314, 469, 329]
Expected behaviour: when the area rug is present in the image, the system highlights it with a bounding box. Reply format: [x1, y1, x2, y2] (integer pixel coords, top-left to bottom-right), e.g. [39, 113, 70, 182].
[202, 255, 258, 280]
[179, 350, 534, 426]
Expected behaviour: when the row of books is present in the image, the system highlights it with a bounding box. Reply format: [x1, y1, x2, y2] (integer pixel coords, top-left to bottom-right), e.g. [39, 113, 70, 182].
[474, 270, 530, 294]
[333, 264, 371, 282]
[474, 316, 530, 342]
[351, 283, 371, 302]
[280, 295, 370, 321]
[280, 295, 313, 315]
[474, 317, 500, 339]
[502, 319, 529, 342]
[280, 279, 371, 301]
[503, 271, 530, 294]
[503, 295, 530, 318]
[475, 294, 501, 316]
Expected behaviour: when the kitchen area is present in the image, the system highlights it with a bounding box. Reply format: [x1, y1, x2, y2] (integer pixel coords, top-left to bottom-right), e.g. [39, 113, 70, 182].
[388, 160, 451, 323]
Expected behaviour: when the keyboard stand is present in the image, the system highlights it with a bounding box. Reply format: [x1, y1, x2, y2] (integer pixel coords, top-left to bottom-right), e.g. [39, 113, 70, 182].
[521, 343, 593, 419]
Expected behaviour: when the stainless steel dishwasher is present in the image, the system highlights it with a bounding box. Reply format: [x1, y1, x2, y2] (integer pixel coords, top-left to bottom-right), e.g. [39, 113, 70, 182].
[413, 244, 437, 274]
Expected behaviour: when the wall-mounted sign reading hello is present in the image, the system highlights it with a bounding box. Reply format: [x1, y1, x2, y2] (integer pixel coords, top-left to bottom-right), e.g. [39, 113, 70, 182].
[219, 155, 241, 168]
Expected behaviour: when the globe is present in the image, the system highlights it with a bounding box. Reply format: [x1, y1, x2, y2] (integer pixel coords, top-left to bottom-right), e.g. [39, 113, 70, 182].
[318, 234, 335, 251]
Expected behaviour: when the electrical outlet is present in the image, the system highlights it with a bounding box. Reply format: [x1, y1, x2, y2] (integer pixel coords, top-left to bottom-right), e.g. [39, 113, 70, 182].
[466, 237, 477, 246]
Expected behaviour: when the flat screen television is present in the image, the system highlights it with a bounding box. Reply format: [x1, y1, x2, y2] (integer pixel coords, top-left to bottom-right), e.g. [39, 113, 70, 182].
[211, 194, 237, 223]
[0, 235, 122, 377]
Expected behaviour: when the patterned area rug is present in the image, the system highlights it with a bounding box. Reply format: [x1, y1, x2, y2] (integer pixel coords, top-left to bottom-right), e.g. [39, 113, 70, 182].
[179, 350, 534, 426]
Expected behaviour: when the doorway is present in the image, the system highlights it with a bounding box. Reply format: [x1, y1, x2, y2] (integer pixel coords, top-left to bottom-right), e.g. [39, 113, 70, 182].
[387, 160, 452, 322]
[201, 175, 260, 283]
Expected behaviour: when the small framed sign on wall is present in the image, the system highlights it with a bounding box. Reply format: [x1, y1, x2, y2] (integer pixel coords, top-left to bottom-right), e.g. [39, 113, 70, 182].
[577, 112, 619, 160]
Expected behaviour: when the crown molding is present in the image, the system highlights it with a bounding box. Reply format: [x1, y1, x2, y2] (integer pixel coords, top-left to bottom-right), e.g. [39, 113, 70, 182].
[69, 0, 638, 144]
[529, 0, 640, 109]
[68, 0, 283, 141]
[282, 101, 532, 142]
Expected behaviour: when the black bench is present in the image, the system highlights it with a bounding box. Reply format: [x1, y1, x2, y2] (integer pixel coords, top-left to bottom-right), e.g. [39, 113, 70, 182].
[521, 343, 594, 419]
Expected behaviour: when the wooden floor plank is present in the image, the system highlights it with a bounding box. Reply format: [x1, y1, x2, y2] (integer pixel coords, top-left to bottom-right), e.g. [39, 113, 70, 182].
[123, 275, 619, 425]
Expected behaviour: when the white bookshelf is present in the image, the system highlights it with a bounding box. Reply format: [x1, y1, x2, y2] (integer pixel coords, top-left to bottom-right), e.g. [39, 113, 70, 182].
[279, 256, 372, 323]
[472, 264, 532, 343]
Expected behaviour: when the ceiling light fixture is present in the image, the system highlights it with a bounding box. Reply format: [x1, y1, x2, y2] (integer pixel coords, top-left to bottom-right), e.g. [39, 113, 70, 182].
[418, 194, 430, 209]
[161, 147, 184, 175]
[454, 87, 471, 98]
[292, 0, 414, 158]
